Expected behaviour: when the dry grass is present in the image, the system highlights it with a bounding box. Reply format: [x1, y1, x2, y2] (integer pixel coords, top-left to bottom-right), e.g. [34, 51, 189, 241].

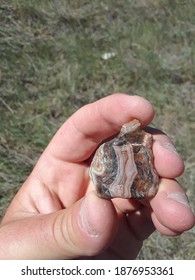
[0, 0, 194, 259]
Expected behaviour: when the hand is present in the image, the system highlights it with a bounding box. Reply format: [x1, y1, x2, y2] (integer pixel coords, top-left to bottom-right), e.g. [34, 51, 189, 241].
[0, 94, 194, 259]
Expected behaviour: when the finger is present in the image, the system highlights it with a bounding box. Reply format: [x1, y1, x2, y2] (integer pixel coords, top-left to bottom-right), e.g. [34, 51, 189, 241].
[112, 179, 194, 237]
[150, 178, 195, 235]
[111, 199, 155, 243]
[87, 213, 146, 260]
[108, 215, 143, 259]
[126, 207, 155, 240]
[0, 192, 118, 259]
[44, 94, 155, 162]
[153, 134, 184, 178]
[105, 208, 155, 259]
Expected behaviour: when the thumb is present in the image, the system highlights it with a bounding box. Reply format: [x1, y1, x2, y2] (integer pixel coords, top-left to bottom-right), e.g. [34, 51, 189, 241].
[0, 192, 118, 259]
[60, 191, 118, 259]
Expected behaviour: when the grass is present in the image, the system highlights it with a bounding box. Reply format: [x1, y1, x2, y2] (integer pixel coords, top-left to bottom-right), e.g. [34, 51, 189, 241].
[0, 0, 194, 259]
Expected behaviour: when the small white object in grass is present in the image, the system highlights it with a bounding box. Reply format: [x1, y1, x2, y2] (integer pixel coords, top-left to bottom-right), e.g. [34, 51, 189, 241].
[101, 51, 117, 60]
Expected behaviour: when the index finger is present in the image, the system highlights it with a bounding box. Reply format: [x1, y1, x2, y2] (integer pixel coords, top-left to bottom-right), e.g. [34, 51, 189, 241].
[46, 94, 155, 162]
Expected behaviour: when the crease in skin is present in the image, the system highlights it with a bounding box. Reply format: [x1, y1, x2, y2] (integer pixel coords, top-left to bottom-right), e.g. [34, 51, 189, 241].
[70, 116, 101, 146]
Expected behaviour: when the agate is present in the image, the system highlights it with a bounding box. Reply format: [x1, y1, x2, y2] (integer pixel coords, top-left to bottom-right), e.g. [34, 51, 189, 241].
[89, 119, 159, 199]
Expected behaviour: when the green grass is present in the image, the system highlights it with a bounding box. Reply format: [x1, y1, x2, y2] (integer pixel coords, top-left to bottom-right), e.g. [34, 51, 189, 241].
[0, 0, 194, 259]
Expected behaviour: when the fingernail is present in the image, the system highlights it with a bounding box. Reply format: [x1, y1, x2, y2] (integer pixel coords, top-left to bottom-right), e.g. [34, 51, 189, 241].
[160, 142, 178, 155]
[167, 192, 190, 208]
[79, 193, 100, 237]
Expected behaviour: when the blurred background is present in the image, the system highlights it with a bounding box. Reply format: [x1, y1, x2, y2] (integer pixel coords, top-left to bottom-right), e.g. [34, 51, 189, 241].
[0, 0, 194, 259]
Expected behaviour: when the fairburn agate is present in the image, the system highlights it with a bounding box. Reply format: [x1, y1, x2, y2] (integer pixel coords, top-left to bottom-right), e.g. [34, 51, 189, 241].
[89, 119, 159, 199]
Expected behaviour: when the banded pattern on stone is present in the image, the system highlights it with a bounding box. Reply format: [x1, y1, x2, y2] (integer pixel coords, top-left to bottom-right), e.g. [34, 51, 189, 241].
[89, 119, 159, 199]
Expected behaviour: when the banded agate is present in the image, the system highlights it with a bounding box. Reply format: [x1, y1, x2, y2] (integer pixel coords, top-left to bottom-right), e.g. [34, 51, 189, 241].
[89, 119, 159, 199]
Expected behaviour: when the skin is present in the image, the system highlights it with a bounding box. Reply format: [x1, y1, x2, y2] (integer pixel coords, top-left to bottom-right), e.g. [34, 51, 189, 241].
[0, 93, 194, 259]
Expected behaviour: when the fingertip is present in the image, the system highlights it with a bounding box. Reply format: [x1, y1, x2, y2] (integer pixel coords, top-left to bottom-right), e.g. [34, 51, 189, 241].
[150, 179, 195, 234]
[153, 140, 185, 178]
[118, 94, 156, 126]
[101, 93, 155, 127]
[77, 191, 118, 255]
[79, 191, 118, 237]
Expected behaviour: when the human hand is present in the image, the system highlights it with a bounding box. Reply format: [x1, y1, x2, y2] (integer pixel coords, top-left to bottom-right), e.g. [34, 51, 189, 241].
[0, 94, 194, 259]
